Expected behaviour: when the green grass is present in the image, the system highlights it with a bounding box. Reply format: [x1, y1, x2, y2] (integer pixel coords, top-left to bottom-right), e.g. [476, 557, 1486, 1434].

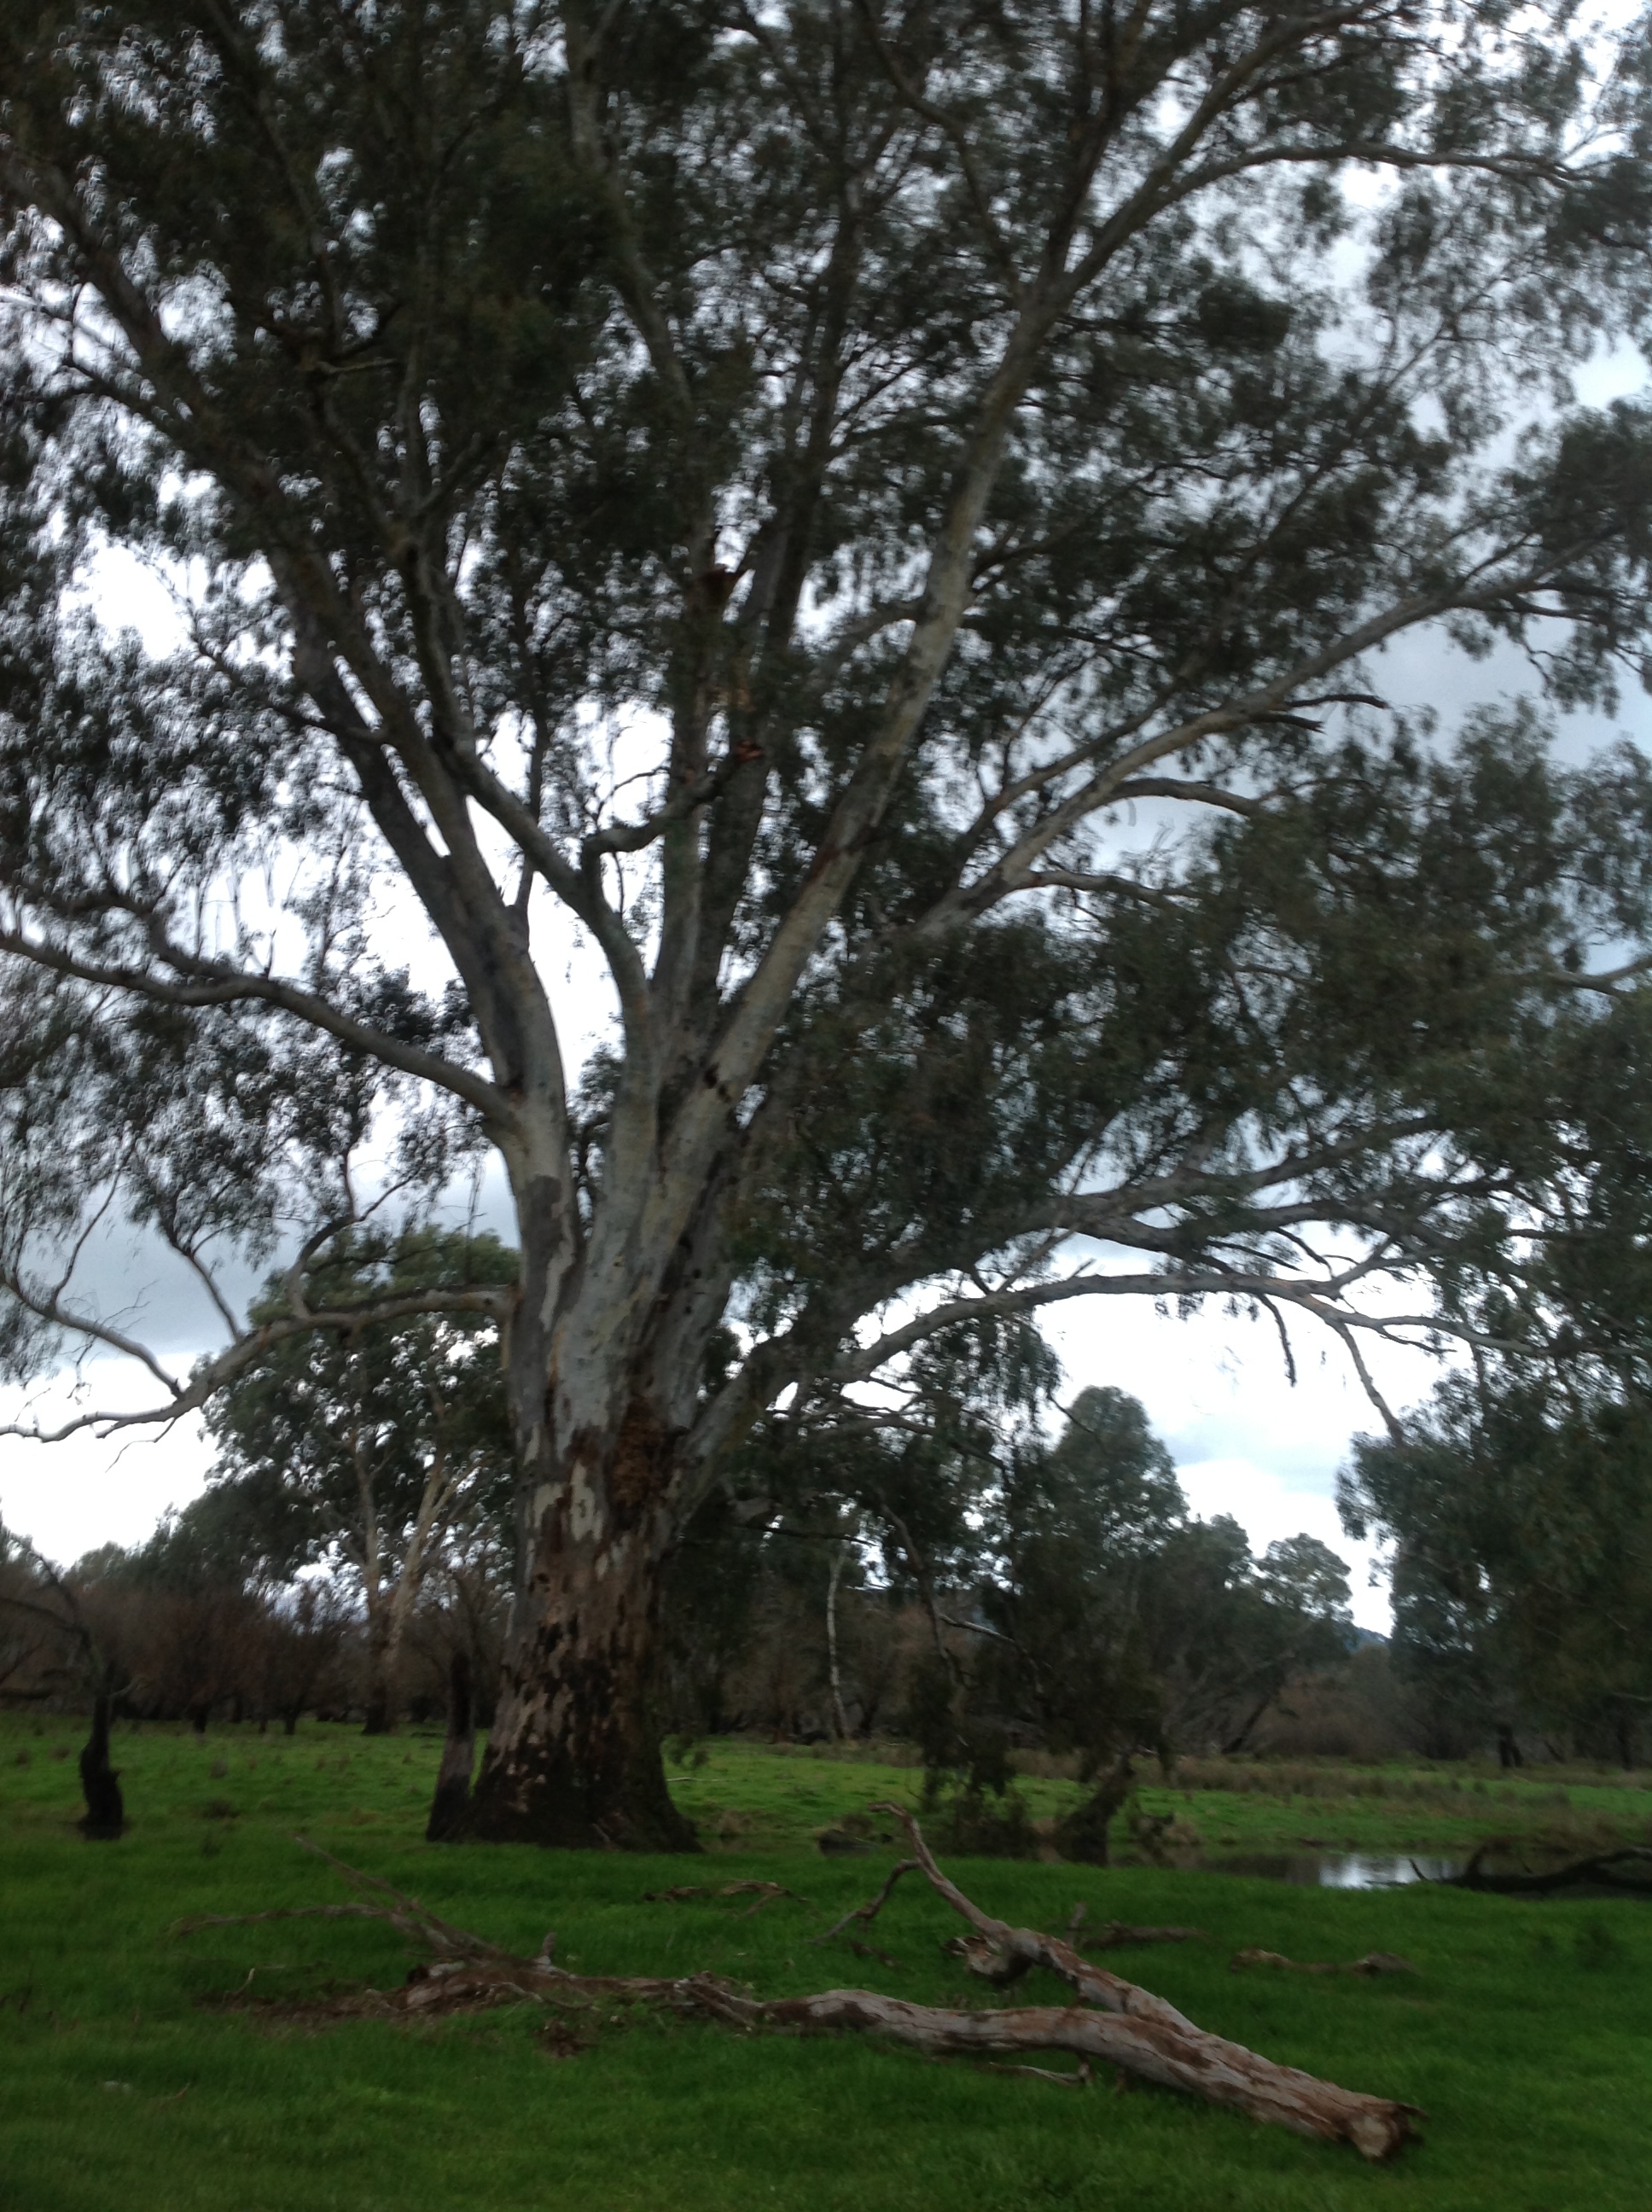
[3, 1717, 1651, 2211]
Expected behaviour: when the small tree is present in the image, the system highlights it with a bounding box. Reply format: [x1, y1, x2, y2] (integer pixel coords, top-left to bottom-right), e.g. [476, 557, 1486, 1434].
[205, 1229, 515, 1732]
[0, 1529, 126, 1836]
[956, 1389, 1352, 1855]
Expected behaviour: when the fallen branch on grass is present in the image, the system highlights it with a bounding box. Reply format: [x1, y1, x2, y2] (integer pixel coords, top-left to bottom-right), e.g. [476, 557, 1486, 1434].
[1425, 1842, 1652, 1896]
[178, 1813, 1419, 2163]
[1230, 1950, 1416, 1976]
[175, 1837, 530, 1965]
[1063, 1903, 1207, 1951]
[865, 1803, 1418, 2157]
[845, 1937, 902, 1970]
[641, 1881, 806, 1915]
[811, 1858, 919, 1946]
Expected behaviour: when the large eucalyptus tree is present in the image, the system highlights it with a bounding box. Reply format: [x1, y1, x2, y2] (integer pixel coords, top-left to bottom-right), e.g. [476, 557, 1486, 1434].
[4, 1, 1652, 1846]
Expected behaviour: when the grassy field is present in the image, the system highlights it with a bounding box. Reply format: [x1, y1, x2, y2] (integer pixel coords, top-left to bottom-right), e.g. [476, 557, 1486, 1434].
[666, 1737, 1652, 1860]
[3, 1718, 1651, 2212]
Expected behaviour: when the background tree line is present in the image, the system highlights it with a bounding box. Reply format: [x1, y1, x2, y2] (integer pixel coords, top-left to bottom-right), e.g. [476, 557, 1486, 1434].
[12, 1218, 1649, 1855]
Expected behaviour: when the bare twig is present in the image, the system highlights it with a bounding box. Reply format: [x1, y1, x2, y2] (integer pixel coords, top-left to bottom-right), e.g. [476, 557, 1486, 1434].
[811, 1858, 920, 1946]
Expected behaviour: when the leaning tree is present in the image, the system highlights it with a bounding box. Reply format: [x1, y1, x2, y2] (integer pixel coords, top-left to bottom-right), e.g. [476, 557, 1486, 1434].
[4, 1, 1652, 1847]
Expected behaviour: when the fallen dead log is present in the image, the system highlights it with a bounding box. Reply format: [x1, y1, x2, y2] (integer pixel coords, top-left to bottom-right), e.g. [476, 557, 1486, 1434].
[178, 1814, 1419, 2163]
[1425, 1842, 1652, 1895]
[866, 1802, 1418, 2159]
[642, 1880, 806, 1915]
[1064, 1902, 1206, 1951]
[1230, 1949, 1416, 1977]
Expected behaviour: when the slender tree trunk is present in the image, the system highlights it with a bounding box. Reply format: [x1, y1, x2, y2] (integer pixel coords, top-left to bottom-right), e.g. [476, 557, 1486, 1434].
[362, 1608, 395, 1736]
[354, 1423, 398, 1735]
[79, 1685, 124, 1841]
[826, 1545, 850, 1742]
[466, 1400, 698, 1850]
[426, 1650, 478, 1842]
[365, 1462, 449, 1738]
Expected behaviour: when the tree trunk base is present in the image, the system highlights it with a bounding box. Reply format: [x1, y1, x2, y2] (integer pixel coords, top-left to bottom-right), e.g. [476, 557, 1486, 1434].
[462, 1748, 699, 1851]
[79, 1690, 124, 1842]
[1053, 1753, 1133, 1865]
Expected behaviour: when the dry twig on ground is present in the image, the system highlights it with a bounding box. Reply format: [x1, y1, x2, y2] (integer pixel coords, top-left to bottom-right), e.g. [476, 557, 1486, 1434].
[1063, 1903, 1207, 1950]
[1230, 1949, 1416, 1976]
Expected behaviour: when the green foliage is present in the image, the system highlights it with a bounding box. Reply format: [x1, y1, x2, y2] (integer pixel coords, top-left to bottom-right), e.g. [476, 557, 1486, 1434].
[1, 0, 1651, 1446]
[1342, 1373, 1652, 1762]
[985, 1390, 1350, 1761]
[204, 1228, 518, 1591]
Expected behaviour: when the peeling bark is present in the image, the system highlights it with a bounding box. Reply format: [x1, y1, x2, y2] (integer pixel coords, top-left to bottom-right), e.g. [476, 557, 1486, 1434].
[465, 1407, 697, 1849]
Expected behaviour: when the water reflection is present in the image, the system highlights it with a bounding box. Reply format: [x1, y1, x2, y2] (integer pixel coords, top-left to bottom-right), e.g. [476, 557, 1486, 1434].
[1198, 1851, 1462, 1888]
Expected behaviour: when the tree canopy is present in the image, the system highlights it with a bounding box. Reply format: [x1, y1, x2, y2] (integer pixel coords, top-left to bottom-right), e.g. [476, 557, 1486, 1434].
[3, 0, 1652, 1842]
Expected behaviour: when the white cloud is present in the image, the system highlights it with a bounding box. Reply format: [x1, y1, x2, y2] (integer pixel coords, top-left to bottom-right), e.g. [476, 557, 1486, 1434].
[1174, 1458, 1391, 1633]
[0, 1357, 212, 1567]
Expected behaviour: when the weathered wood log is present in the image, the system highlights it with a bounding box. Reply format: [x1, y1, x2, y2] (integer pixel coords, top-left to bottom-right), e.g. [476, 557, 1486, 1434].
[380, 1950, 1414, 2157]
[182, 1817, 1419, 2163]
[866, 1804, 1418, 2160]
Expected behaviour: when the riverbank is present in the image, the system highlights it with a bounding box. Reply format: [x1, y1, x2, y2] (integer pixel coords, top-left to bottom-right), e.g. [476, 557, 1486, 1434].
[663, 1737, 1652, 1863]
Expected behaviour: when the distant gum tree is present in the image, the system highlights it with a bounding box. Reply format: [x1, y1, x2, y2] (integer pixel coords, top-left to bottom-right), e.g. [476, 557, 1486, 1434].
[203, 1227, 517, 1734]
[4, 3, 1652, 1846]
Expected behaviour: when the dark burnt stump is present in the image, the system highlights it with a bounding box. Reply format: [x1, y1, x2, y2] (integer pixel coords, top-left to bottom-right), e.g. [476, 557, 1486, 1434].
[79, 1688, 125, 1841]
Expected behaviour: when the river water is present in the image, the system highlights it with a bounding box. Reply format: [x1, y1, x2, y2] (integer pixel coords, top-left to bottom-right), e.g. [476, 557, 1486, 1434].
[1195, 1851, 1463, 1887]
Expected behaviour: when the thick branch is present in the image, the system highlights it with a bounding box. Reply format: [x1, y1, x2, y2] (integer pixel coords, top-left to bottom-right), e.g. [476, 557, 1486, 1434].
[0, 1286, 511, 1445]
[0, 927, 509, 1126]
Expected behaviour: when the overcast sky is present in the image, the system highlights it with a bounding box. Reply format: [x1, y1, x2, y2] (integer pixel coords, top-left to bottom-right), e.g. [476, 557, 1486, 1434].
[3, 345, 1648, 1633]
